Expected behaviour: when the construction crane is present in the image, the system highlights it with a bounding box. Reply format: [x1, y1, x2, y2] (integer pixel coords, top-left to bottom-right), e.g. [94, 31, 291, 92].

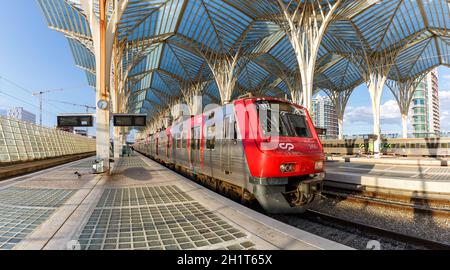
[32, 88, 63, 126]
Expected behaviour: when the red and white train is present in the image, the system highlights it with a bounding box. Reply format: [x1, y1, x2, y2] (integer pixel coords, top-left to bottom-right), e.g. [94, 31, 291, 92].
[133, 97, 325, 213]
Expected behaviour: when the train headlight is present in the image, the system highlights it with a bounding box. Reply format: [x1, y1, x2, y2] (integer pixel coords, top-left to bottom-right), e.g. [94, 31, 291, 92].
[314, 161, 324, 170]
[280, 163, 295, 173]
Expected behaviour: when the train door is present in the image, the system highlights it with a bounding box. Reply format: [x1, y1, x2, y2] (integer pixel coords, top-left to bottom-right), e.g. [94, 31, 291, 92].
[190, 127, 200, 165]
[221, 115, 232, 174]
[166, 134, 170, 158]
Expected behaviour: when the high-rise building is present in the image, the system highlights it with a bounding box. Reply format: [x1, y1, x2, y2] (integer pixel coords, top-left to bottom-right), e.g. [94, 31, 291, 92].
[312, 94, 339, 139]
[411, 69, 440, 138]
[8, 107, 36, 124]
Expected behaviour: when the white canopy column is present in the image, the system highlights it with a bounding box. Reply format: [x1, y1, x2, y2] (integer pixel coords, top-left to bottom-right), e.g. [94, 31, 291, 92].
[273, 0, 343, 110]
[80, 0, 128, 171]
[354, 52, 398, 158]
[323, 87, 354, 140]
[181, 81, 208, 116]
[386, 73, 426, 139]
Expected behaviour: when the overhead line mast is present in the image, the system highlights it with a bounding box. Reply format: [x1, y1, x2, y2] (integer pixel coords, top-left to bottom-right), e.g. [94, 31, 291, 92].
[32, 88, 63, 126]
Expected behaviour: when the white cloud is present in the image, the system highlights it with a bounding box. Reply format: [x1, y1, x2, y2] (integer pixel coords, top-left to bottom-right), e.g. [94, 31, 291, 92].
[343, 99, 404, 135]
[440, 90, 450, 100]
[439, 90, 450, 132]
[344, 99, 401, 124]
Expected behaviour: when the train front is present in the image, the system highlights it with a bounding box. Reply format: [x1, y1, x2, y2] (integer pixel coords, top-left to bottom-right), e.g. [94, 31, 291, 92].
[237, 98, 325, 213]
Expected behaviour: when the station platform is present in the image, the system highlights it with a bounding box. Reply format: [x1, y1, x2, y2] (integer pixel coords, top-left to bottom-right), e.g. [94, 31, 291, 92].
[326, 156, 449, 167]
[0, 152, 95, 180]
[0, 154, 349, 250]
[325, 161, 450, 198]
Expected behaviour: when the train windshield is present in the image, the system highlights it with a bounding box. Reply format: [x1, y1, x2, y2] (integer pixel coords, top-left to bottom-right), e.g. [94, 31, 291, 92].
[257, 100, 311, 138]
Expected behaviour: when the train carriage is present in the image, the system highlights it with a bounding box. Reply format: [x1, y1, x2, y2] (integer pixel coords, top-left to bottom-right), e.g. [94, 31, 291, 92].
[322, 137, 450, 157]
[134, 97, 325, 213]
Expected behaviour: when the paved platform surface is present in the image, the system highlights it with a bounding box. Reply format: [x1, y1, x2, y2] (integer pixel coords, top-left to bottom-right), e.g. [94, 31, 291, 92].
[325, 162, 450, 195]
[326, 156, 449, 166]
[0, 155, 349, 250]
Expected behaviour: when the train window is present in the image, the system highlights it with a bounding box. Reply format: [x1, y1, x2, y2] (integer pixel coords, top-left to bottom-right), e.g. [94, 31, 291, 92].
[441, 143, 448, 148]
[206, 124, 215, 150]
[400, 144, 405, 149]
[410, 144, 415, 149]
[190, 128, 200, 150]
[420, 143, 426, 149]
[257, 101, 311, 138]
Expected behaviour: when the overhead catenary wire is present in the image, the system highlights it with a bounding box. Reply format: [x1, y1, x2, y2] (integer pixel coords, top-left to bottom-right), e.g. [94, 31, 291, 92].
[0, 89, 59, 117]
[44, 98, 96, 112]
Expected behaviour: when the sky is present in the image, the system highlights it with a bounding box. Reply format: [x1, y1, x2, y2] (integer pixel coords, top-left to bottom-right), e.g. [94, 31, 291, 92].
[0, 1, 449, 137]
[335, 67, 450, 135]
[0, 1, 95, 130]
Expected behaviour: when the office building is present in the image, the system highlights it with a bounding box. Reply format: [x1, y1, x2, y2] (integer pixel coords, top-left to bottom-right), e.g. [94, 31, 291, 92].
[312, 94, 339, 139]
[411, 69, 440, 138]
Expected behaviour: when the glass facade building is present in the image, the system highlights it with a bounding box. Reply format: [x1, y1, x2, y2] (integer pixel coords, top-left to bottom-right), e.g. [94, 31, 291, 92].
[411, 69, 440, 138]
[312, 95, 339, 139]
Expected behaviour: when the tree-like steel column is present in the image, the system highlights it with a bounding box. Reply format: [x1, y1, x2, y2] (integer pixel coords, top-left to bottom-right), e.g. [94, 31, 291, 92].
[386, 73, 426, 139]
[181, 81, 208, 116]
[353, 51, 398, 158]
[203, 53, 244, 105]
[272, 0, 343, 110]
[323, 87, 354, 139]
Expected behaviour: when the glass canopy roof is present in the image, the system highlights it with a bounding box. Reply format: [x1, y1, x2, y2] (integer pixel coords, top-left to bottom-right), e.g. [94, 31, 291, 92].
[37, 0, 450, 118]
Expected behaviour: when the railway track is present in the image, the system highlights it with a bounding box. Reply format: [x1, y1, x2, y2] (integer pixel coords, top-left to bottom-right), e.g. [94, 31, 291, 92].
[139, 153, 450, 249]
[322, 186, 450, 219]
[303, 209, 450, 250]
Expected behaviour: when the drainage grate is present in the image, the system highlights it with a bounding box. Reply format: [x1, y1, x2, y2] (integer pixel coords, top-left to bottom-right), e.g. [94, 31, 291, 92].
[224, 241, 257, 250]
[0, 206, 53, 250]
[97, 186, 194, 208]
[79, 201, 249, 250]
[0, 187, 75, 207]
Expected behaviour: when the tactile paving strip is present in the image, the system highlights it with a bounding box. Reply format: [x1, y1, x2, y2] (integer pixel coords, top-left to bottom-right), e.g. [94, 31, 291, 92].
[0, 206, 53, 250]
[97, 186, 194, 208]
[0, 187, 75, 207]
[79, 185, 251, 250]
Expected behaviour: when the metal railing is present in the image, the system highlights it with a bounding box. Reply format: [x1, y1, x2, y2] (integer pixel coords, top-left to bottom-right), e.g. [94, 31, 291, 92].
[0, 116, 95, 163]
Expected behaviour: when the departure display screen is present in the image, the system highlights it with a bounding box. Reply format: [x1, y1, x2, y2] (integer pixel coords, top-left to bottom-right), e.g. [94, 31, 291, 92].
[57, 115, 93, 127]
[113, 114, 147, 127]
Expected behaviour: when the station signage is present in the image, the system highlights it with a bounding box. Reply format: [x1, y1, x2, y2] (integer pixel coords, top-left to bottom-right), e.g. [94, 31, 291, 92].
[113, 114, 147, 127]
[57, 115, 94, 127]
